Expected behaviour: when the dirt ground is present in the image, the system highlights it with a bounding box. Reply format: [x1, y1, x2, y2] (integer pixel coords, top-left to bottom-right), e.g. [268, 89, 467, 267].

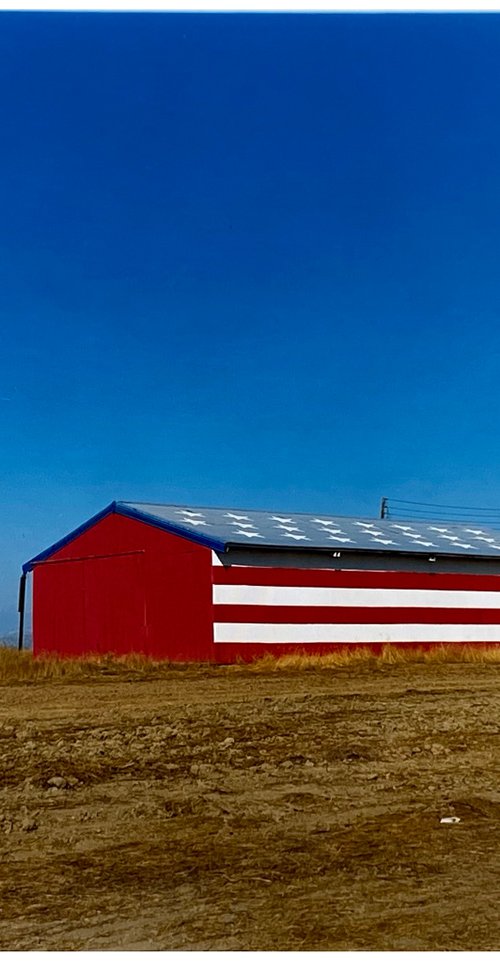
[1, 662, 500, 950]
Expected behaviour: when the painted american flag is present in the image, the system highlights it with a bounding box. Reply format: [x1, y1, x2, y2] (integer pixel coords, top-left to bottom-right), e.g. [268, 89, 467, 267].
[211, 553, 500, 645]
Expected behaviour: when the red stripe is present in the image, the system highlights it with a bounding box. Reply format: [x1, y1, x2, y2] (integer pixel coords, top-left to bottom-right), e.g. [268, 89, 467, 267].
[213, 605, 500, 625]
[212, 566, 500, 592]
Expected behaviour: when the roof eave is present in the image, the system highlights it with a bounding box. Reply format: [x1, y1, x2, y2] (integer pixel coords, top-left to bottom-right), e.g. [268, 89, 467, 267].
[23, 501, 227, 574]
[23, 502, 118, 573]
[224, 542, 498, 562]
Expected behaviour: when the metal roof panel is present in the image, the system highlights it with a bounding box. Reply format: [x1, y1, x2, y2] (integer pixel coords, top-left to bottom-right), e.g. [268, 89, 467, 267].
[117, 502, 500, 558]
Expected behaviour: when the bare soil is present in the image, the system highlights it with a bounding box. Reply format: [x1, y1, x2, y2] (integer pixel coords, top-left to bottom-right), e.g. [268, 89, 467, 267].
[1, 662, 500, 950]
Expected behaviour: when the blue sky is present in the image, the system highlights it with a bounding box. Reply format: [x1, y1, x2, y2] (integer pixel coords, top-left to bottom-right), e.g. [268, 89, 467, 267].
[2, 12, 500, 626]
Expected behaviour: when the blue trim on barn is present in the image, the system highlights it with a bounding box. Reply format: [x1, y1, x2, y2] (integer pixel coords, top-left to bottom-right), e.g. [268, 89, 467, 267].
[22, 500, 227, 573]
[22, 503, 118, 573]
[24, 499, 500, 574]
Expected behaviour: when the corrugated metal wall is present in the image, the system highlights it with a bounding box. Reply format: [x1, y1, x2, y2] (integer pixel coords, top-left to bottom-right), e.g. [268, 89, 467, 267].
[32, 513, 214, 660]
[32, 512, 500, 662]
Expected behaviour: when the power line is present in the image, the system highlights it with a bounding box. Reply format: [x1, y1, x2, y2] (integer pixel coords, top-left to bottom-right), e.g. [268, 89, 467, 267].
[388, 515, 500, 528]
[388, 497, 500, 514]
[381, 496, 500, 528]
[388, 507, 500, 519]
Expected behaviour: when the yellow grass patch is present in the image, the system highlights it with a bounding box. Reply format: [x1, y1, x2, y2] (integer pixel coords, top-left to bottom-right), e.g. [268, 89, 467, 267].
[248, 643, 500, 671]
[1, 641, 500, 683]
[0, 648, 177, 683]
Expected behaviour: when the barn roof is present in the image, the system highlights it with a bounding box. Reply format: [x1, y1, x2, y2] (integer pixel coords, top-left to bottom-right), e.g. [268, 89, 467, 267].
[120, 502, 500, 556]
[22, 500, 500, 572]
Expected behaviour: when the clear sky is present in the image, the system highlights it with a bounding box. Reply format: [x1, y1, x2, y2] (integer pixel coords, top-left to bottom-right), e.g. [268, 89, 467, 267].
[2, 11, 500, 627]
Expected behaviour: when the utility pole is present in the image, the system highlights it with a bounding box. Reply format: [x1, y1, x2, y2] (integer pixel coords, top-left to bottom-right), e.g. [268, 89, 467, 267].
[379, 497, 388, 520]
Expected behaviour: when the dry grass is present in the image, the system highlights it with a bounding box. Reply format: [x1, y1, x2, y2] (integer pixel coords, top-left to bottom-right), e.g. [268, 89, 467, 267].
[1, 641, 500, 683]
[249, 643, 500, 671]
[0, 647, 179, 683]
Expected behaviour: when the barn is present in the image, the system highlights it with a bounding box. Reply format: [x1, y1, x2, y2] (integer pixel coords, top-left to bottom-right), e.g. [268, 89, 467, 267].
[20, 500, 500, 660]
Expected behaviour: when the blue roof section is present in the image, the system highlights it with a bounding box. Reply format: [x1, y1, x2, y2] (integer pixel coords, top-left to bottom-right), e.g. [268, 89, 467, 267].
[117, 502, 227, 553]
[119, 502, 500, 557]
[23, 500, 500, 572]
[21, 500, 228, 573]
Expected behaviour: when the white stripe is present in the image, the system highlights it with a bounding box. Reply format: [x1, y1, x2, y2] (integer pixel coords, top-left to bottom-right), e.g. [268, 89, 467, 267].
[213, 584, 500, 609]
[212, 562, 251, 568]
[213, 623, 500, 644]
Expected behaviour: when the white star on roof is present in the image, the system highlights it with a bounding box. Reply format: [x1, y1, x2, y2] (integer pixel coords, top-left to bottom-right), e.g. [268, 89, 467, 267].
[236, 531, 264, 539]
[454, 543, 477, 550]
[228, 522, 255, 529]
[429, 527, 449, 533]
[270, 516, 293, 523]
[312, 518, 334, 525]
[439, 535, 460, 541]
[180, 518, 208, 526]
[225, 513, 250, 521]
[473, 536, 495, 543]
[284, 533, 310, 541]
[465, 529, 486, 535]
[275, 525, 301, 532]
[329, 535, 354, 543]
[354, 522, 376, 528]
[177, 510, 204, 517]
[370, 538, 397, 545]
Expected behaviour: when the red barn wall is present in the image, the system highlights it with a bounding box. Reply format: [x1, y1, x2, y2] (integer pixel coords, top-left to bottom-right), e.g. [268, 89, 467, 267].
[211, 562, 500, 662]
[31, 513, 500, 663]
[32, 513, 214, 660]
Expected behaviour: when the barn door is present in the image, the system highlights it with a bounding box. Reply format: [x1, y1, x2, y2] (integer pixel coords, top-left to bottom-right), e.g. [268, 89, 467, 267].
[33, 551, 148, 656]
[82, 552, 148, 655]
